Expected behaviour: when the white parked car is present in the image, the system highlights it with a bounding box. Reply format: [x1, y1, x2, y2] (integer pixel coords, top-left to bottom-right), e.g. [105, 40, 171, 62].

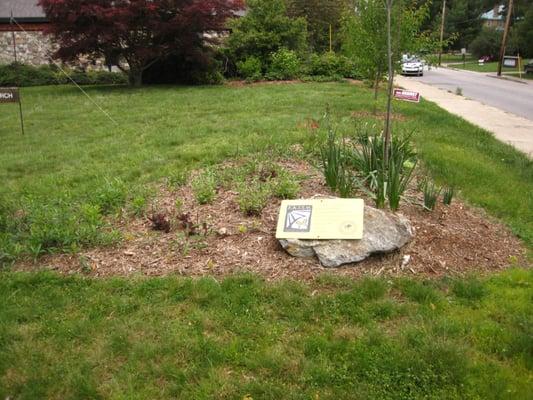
[401, 59, 424, 76]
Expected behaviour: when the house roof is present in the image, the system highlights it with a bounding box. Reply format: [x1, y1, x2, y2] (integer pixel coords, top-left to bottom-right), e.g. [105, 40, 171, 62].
[481, 5, 504, 21]
[0, 0, 47, 23]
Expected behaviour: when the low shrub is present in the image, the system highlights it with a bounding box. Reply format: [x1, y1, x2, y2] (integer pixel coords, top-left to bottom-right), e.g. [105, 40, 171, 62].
[272, 171, 300, 199]
[307, 52, 359, 79]
[192, 170, 217, 204]
[267, 48, 301, 80]
[0, 62, 128, 87]
[237, 181, 270, 216]
[237, 56, 263, 81]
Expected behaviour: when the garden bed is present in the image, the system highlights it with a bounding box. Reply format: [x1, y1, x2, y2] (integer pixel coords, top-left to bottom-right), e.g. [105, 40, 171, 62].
[16, 158, 526, 280]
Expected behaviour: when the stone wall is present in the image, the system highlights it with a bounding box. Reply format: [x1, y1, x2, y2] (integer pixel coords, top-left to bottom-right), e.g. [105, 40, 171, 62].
[0, 30, 53, 65]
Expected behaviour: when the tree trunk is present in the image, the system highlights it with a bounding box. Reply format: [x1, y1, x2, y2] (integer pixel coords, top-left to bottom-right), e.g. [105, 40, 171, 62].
[383, 0, 394, 165]
[129, 69, 143, 87]
[373, 68, 380, 115]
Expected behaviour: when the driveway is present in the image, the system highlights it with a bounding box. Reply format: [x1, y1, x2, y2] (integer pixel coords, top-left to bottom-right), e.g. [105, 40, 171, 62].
[396, 68, 533, 157]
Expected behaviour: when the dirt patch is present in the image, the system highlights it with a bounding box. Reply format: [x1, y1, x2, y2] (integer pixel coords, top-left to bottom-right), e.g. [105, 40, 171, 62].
[17, 159, 527, 281]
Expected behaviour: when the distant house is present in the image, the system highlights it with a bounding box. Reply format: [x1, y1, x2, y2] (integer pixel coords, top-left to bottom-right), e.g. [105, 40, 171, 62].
[0, 0, 52, 65]
[481, 4, 505, 31]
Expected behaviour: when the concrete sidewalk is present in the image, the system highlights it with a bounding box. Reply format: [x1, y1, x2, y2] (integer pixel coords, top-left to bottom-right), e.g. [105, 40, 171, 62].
[395, 75, 533, 157]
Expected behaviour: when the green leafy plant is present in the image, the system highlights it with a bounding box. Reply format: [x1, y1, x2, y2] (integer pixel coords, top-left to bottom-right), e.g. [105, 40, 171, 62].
[237, 56, 263, 81]
[442, 186, 455, 205]
[320, 119, 343, 191]
[272, 171, 300, 199]
[422, 180, 441, 211]
[192, 170, 217, 204]
[267, 48, 301, 80]
[237, 181, 270, 216]
[168, 170, 189, 187]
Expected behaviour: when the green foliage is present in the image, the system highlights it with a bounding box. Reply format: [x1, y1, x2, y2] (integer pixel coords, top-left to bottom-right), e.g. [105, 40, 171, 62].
[347, 125, 417, 210]
[469, 27, 502, 59]
[422, 179, 441, 211]
[285, 0, 351, 52]
[226, 0, 308, 69]
[341, 0, 438, 85]
[236, 56, 263, 80]
[307, 52, 360, 78]
[168, 170, 189, 188]
[513, 3, 533, 58]
[272, 171, 300, 199]
[0, 63, 127, 87]
[267, 48, 301, 80]
[320, 120, 344, 191]
[191, 170, 217, 205]
[442, 186, 455, 205]
[237, 180, 270, 216]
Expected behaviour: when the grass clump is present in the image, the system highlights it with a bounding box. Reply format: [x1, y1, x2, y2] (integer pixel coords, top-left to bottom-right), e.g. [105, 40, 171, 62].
[237, 181, 270, 216]
[442, 186, 455, 205]
[191, 169, 217, 204]
[272, 171, 300, 199]
[422, 180, 441, 211]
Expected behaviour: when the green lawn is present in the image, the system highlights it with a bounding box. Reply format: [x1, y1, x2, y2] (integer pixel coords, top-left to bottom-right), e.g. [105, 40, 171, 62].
[0, 82, 531, 263]
[1, 269, 532, 399]
[1, 82, 532, 398]
[437, 53, 476, 64]
[452, 61, 522, 73]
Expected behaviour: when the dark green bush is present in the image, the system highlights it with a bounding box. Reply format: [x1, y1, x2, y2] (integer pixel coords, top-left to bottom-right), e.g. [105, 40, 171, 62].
[307, 52, 360, 78]
[266, 48, 302, 80]
[237, 56, 263, 80]
[0, 63, 127, 87]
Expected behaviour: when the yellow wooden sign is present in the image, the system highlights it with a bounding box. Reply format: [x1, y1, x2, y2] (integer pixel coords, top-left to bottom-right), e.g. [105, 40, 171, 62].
[275, 199, 364, 240]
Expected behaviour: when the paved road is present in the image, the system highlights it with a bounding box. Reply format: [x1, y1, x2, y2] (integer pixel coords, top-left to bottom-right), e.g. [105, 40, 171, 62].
[396, 73, 533, 157]
[409, 67, 533, 121]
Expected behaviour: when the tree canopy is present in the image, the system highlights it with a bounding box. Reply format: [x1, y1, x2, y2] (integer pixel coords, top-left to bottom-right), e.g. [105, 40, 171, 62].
[39, 0, 243, 86]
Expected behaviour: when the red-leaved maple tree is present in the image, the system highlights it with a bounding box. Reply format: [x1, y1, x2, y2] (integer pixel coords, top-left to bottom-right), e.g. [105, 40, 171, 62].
[39, 0, 244, 85]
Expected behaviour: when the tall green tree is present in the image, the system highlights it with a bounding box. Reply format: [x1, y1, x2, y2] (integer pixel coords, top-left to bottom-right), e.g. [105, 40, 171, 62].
[341, 0, 431, 99]
[226, 0, 308, 66]
[284, 0, 353, 52]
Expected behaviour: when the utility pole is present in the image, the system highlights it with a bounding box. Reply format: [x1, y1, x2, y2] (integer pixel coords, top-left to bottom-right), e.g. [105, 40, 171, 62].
[438, 0, 447, 67]
[497, 0, 513, 77]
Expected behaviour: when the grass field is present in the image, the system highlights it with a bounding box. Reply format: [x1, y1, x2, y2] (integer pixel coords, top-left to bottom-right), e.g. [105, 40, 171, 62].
[1, 269, 532, 399]
[0, 82, 532, 398]
[452, 61, 521, 73]
[0, 82, 531, 264]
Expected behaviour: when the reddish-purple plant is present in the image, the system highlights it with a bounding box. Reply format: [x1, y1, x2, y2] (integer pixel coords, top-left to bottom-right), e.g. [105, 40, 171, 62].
[39, 0, 244, 86]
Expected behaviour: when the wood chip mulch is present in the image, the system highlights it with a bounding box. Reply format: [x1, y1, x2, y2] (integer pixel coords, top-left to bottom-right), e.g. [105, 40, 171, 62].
[17, 159, 528, 281]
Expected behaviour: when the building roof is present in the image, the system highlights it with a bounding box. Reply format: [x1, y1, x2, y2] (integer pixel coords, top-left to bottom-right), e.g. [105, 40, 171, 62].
[0, 0, 47, 23]
[481, 5, 504, 21]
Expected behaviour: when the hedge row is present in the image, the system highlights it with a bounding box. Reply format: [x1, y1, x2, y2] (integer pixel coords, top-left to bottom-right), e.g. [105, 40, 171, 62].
[0, 63, 128, 87]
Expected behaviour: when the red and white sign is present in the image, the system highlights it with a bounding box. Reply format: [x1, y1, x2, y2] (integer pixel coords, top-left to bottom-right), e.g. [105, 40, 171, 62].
[393, 89, 420, 103]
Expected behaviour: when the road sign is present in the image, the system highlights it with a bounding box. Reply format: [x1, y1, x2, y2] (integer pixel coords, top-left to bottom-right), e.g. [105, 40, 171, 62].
[276, 199, 364, 240]
[393, 89, 420, 103]
[0, 87, 24, 135]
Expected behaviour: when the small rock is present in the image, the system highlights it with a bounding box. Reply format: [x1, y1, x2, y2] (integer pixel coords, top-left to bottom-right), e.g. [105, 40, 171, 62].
[217, 227, 229, 236]
[279, 206, 414, 268]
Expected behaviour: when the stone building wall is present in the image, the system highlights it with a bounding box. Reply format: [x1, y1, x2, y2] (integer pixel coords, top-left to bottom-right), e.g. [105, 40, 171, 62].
[0, 30, 53, 65]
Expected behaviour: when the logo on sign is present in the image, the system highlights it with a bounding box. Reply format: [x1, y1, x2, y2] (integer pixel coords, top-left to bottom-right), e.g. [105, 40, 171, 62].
[284, 205, 312, 233]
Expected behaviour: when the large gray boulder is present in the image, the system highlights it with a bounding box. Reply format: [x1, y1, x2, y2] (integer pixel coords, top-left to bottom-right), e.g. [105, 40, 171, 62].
[279, 206, 414, 267]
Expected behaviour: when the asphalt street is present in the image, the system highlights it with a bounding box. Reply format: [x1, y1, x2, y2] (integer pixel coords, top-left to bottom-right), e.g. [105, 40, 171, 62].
[408, 67, 533, 121]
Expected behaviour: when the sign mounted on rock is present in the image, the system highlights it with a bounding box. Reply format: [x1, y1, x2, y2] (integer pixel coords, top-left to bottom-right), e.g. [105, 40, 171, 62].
[276, 199, 364, 240]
